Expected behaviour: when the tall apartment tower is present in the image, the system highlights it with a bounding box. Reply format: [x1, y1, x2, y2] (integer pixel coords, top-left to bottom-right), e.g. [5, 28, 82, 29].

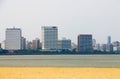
[78, 34, 93, 53]
[41, 26, 58, 50]
[5, 28, 22, 50]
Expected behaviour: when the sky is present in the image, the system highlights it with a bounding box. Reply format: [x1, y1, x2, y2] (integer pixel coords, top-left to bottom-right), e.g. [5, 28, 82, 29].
[0, 0, 120, 44]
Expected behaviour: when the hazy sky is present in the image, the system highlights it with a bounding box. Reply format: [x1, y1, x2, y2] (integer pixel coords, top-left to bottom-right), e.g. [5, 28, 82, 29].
[0, 0, 120, 44]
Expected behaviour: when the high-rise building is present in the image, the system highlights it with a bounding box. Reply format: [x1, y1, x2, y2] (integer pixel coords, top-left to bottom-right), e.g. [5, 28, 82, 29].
[108, 36, 111, 44]
[21, 37, 26, 50]
[5, 28, 22, 50]
[41, 26, 58, 50]
[107, 36, 113, 52]
[58, 38, 71, 50]
[32, 38, 40, 50]
[78, 34, 93, 52]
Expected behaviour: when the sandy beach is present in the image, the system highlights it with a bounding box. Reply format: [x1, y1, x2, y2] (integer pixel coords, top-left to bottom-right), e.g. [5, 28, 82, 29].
[0, 68, 120, 79]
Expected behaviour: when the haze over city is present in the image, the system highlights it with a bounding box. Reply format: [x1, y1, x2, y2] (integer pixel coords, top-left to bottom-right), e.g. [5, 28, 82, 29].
[0, 0, 120, 44]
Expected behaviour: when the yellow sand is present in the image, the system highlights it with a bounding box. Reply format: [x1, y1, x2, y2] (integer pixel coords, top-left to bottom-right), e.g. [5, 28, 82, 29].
[0, 68, 120, 79]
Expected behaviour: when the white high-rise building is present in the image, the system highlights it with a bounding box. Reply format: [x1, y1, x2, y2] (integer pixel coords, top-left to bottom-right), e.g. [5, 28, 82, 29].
[5, 28, 22, 50]
[41, 26, 58, 50]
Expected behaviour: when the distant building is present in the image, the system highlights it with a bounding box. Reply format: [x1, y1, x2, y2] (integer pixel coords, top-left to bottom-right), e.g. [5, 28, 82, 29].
[1, 40, 5, 49]
[26, 41, 32, 50]
[95, 44, 101, 51]
[0, 43, 1, 48]
[92, 39, 96, 50]
[106, 44, 113, 52]
[78, 34, 93, 52]
[32, 38, 40, 50]
[0, 43, 1, 51]
[58, 38, 71, 50]
[106, 36, 113, 52]
[112, 41, 120, 47]
[113, 46, 120, 53]
[100, 44, 107, 52]
[112, 41, 120, 52]
[41, 26, 58, 50]
[40, 42, 42, 49]
[5, 28, 22, 50]
[108, 36, 111, 44]
[21, 37, 26, 50]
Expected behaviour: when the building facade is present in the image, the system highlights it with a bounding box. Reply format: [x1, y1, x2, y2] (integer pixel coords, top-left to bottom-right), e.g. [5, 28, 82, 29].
[41, 26, 58, 50]
[112, 41, 120, 47]
[106, 44, 113, 52]
[100, 44, 107, 52]
[21, 37, 26, 50]
[58, 39, 71, 50]
[26, 41, 32, 50]
[32, 38, 40, 50]
[78, 34, 93, 52]
[112, 41, 120, 52]
[108, 36, 111, 44]
[92, 39, 96, 50]
[95, 44, 101, 51]
[106, 36, 113, 52]
[5, 28, 22, 50]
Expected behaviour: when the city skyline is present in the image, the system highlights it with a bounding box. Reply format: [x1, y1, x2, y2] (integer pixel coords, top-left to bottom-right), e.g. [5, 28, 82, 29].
[0, 26, 119, 44]
[0, 27, 120, 53]
[0, 0, 120, 44]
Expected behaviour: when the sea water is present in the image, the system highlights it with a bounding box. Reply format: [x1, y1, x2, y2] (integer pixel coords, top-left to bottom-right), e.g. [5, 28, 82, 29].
[0, 55, 120, 67]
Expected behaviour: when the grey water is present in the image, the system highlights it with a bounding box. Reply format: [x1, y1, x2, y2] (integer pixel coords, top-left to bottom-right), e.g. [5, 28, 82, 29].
[0, 55, 120, 68]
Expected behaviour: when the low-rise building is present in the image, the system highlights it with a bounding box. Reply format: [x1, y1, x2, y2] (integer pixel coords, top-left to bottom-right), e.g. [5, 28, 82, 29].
[58, 38, 71, 50]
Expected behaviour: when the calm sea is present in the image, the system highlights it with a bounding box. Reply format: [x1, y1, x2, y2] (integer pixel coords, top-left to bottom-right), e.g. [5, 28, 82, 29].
[0, 55, 120, 68]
